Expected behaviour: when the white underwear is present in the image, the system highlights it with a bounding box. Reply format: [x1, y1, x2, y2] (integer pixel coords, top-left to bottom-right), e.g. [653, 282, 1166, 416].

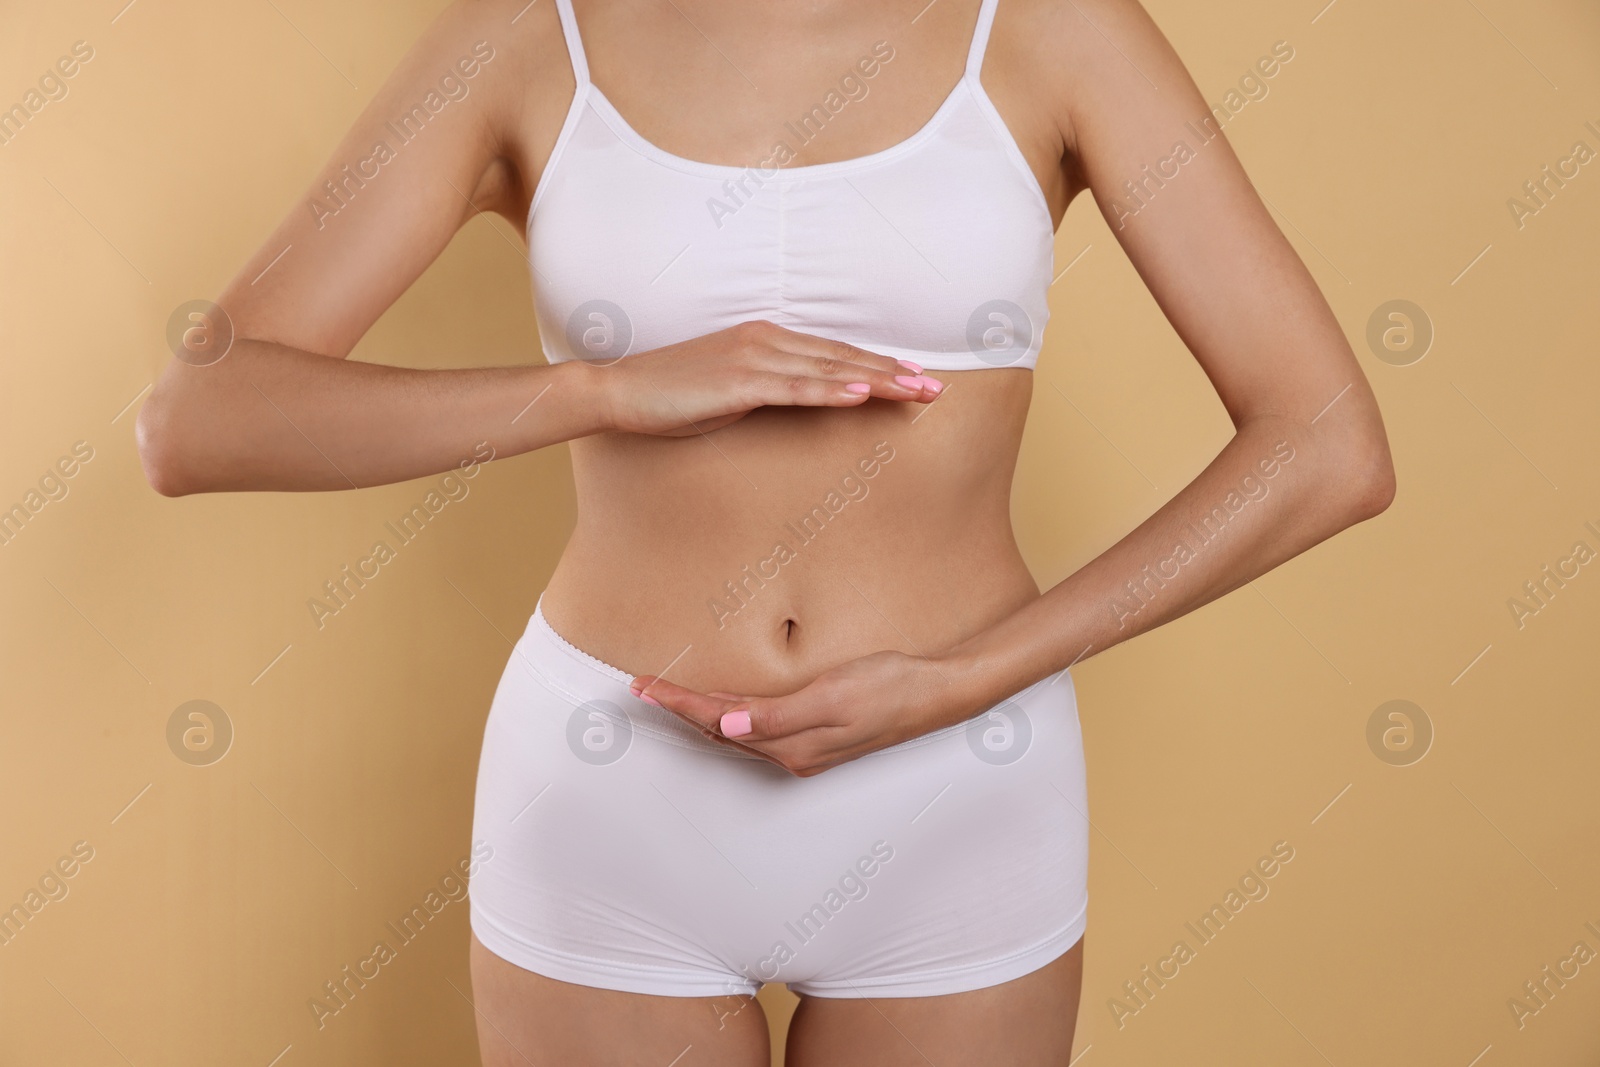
[468, 596, 1089, 998]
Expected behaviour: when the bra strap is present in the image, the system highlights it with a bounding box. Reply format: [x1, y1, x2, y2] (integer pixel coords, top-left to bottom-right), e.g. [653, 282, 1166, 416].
[552, 0, 591, 87]
[964, 0, 1001, 78]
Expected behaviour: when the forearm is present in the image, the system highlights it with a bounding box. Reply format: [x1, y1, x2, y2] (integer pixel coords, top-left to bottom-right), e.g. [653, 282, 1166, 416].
[935, 411, 1394, 713]
[136, 342, 611, 495]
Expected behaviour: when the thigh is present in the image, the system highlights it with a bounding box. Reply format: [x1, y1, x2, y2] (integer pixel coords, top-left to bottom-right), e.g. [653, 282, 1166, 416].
[469, 934, 772, 1067]
[784, 938, 1084, 1067]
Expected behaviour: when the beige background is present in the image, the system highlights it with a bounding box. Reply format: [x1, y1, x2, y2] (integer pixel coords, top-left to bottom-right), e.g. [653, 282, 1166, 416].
[3, 0, 1598, 1063]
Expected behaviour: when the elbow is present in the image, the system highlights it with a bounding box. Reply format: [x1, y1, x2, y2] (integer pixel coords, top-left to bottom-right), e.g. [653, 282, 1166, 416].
[1340, 434, 1397, 523]
[135, 392, 200, 497]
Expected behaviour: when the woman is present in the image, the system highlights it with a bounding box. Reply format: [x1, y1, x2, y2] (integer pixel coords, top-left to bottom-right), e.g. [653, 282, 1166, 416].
[137, 0, 1395, 1061]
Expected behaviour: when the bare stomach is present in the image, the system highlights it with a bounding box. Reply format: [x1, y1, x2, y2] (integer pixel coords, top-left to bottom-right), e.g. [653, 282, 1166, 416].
[540, 368, 1043, 696]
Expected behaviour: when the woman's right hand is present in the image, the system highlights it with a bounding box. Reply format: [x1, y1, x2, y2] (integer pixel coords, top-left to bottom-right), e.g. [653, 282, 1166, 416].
[594, 320, 944, 437]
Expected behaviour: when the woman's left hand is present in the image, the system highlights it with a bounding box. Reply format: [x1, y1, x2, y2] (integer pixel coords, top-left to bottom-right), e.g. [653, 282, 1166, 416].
[629, 650, 969, 776]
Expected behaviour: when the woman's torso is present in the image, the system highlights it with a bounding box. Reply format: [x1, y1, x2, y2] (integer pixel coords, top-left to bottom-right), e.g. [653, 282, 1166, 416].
[507, 0, 1075, 694]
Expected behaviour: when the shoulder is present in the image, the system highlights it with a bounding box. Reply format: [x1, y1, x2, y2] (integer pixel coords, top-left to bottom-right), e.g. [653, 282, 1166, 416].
[991, 0, 1181, 157]
[410, 0, 587, 217]
[410, 0, 575, 123]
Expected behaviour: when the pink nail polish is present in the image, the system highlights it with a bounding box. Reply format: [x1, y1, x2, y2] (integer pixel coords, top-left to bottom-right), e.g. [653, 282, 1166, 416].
[720, 710, 752, 737]
[640, 693, 662, 707]
[897, 359, 924, 374]
[921, 376, 944, 395]
[893, 374, 921, 388]
[845, 382, 871, 395]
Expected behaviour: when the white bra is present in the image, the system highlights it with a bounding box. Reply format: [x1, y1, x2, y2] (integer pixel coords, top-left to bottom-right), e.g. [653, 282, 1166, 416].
[527, 0, 1054, 372]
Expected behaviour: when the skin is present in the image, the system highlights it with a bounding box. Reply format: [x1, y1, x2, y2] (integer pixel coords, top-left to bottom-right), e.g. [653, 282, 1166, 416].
[136, 0, 1396, 1062]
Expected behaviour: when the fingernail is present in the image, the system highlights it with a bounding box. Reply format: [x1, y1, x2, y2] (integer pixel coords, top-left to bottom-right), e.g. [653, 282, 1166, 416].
[639, 693, 662, 707]
[897, 359, 924, 373]
[845, 382, 871, 395]
[893, 374, 921, 389]
[920, 376, 944, 395]
[720, 709, 752, 737]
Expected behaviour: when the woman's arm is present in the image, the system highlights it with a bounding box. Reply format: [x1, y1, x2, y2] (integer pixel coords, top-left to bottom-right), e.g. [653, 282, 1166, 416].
[136, 1, 546, 495]
[935, 0, 1394, 713]
[136, 1, 935, 496]
[636, 0, 1395, 774]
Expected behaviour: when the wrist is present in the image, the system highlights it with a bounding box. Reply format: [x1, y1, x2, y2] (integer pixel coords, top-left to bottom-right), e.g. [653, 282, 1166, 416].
[558, 357, 621, 436]
[926, 633, 1019, 723]
[921, 644, 995, 728]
